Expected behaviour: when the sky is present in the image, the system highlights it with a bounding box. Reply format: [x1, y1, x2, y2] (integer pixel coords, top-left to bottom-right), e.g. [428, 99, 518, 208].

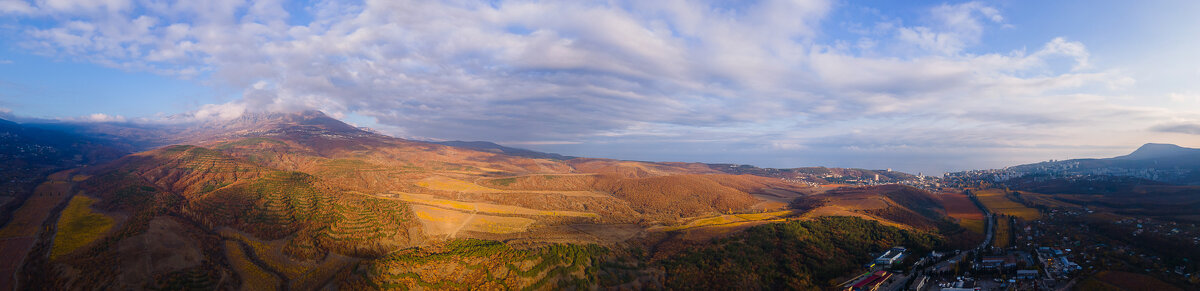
[2, 0, 1200, 174]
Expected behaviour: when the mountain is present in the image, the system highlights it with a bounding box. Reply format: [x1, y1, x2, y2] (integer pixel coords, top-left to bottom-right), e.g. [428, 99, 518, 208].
[433, 140, 573, 160]
[4, 111, 967, 290]
[17, 110, 373, 153]
[1114, 143, 1200, 160]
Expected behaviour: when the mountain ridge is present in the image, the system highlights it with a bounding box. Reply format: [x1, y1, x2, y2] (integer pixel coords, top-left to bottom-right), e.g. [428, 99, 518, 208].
[432, 140, 574, 160]
[1114, 143, 1200, 160]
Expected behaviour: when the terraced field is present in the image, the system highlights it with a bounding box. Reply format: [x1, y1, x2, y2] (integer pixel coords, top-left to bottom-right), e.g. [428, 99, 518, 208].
[973, 188, 1041, 220]
[186, 171, 334, 239]
[50, 195, 115, 259]
[318, 196, 415, 252]
[386, 192, 598, 218]
[422, 175, 611, 198]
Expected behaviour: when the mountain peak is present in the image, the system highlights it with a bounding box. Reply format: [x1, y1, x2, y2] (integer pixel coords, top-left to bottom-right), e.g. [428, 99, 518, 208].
[1115, 143, 1200, 160]
[183, 110, 380, 143]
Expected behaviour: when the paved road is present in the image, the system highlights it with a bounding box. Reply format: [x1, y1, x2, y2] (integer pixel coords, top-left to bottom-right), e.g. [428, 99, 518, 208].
[904, 199, 996, 291]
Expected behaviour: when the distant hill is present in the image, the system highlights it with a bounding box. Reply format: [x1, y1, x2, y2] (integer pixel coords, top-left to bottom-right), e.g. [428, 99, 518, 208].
[1008, 143, 1200, 184]
[0, 118, 126, 226]
[1114, 143, 1200, 160]
[433, 140, 573, 160]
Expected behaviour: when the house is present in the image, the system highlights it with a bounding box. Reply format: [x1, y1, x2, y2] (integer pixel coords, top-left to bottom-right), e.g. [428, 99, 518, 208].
[1017, 269, 1039, 279]
[874, 247, 907, 265]
[844, 271, 891, 291]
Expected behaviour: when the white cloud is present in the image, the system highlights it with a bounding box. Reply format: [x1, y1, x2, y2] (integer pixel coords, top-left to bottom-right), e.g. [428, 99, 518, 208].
[191, 102, 246, 121]
[0, 0, 34, 14]
[3, 0, 1189, 172]
[81, 113, 126, 122]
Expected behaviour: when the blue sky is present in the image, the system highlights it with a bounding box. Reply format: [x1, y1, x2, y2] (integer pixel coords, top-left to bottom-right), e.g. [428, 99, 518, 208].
[1, 0, 1199, 174]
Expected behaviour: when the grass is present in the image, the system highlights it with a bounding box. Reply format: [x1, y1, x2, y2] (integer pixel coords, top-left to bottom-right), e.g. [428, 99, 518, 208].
[733, 210, 796, 221]
[662, 216, 742, 232]
[959, 218, 986, 234]
[1019, 192, 1080, 209]
[940, 191, 985, 220]
[974, 189, 1041, 220]
[51, 195, 115, 259]
[492, 178, 516, 186]
[224, 240, 280, 291]
[0, 179, 74, 238]
[992, 217, 1011, 249]
[415, 176, 495, 192]
[462, 215, 537, 234]
[389, 192, 597, 218]
[659, 210, 794, 232]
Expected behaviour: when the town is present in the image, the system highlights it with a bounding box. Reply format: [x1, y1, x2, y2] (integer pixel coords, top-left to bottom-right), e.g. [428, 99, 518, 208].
[832, 179, 1200, 290]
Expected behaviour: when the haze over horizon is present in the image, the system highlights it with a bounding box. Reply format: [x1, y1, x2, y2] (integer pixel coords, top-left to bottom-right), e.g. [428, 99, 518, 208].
[2, 0, 1200, 174]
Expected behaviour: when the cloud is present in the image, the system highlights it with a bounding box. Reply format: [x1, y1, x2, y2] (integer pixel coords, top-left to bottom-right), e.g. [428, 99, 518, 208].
[1168, 92, 1200, 103]
[895, 2, 1006, 55]
[191, 102, 246, 121]
[0, 59, 11, 64]
[1152, 122, 1200, 135]
[0, 0, 34, 14]
[71, 113, 127, 122]
[0, 0, 1181, 172]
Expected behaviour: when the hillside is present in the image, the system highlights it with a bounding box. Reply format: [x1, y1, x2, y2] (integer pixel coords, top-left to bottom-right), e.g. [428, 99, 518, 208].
[6, 111, 966, 290]
[788, 184, 980, 249]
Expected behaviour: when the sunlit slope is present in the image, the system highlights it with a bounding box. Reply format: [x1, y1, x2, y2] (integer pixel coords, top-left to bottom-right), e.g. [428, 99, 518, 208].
[28, 111, 980, 290]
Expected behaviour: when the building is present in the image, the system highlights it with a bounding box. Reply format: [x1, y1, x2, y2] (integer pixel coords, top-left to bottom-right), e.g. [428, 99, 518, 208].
[911, 276, 929, 291]
[1017, 269, 1040, 279]
[980, 256, 1017, 270]
[874, 247, 906, 265]
[844, 271, 891, 291]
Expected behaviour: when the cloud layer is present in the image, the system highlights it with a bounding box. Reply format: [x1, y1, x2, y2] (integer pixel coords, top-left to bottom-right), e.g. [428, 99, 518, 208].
[3, 0, 1195, 172]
